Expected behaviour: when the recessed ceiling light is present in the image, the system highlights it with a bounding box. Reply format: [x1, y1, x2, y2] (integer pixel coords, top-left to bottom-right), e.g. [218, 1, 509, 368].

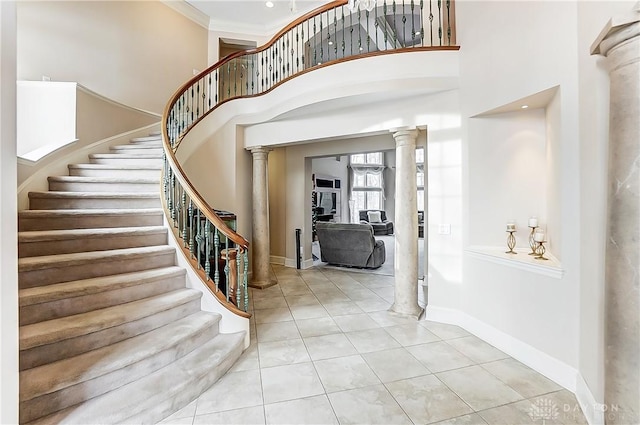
[328, 41, 333, 45]
[415, 31, 421, 36]
[521, 105, 529, 109]
[265, 1, 274, 7]
[359, 46, 364, 51]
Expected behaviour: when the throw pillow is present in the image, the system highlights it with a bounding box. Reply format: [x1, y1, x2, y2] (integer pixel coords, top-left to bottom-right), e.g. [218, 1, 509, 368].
[367, 211, 382, 223]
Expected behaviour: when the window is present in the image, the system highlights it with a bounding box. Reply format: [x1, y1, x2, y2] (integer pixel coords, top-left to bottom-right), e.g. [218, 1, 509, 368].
[350, 152, 385, 219]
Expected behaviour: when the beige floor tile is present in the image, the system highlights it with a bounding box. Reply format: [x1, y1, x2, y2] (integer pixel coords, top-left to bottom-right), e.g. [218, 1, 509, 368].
[313, 290, 352, 304]
[256, 321, 301, 343]
[196, 369, 263, 415]
[436, 365, 524, 411]
[368, 310, 420, 327]
[420, 321, 471, 340]
[258, 338, 310, 368]
[386, 374, 474, 424]
[264, 395, 338, 425]
[346, 328, 401, 353]
[355, 299, 392, 312]
[328, 384, 412, 425]
[431, 413, 489, 424]
[260, 363, 325, 404]
[254, 285, 285, 299]
[290, 304, 329, 320]
[314, 354, 381, 393]
[280, 285, 313, 297]
[304, 333, 358, 360]
[342, 288, 383, 302]
[295, 316, 341, 338]
[158, 400, 197, 423]
[285, 294, 321, 307]
[446, 336, 509, 364]
[407, 341, 476, 373]
[529, 390, 588, 425]
[254, 307, 294, 324]
[481, 358, 562, 398]
[477, 399, 557, 425]
[322, 301, 365, 316]
[253, 296, 288, 310]
[333, 313, 381, 332]
[193, 406, 265, 425]
[363, 347, 430, 382]
[158, 416, 195, 425]
[384, 323, 441, 346]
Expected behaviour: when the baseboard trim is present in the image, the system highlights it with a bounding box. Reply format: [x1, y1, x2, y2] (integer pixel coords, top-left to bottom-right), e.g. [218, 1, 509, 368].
[576, 373, 604, 425]
[270, 256, 286, 266]
[284, 258, 314, 269]
[425, 306, 578, 392]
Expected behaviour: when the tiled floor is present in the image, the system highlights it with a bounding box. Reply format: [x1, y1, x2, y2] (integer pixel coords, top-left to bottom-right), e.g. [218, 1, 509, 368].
[160, 265, 587, 425]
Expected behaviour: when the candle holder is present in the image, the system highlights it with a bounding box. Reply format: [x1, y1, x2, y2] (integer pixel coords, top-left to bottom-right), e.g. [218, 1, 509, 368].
[505, 230, 517, 254]
[528, 226, 538, 255]
[534, 240, 548, 260]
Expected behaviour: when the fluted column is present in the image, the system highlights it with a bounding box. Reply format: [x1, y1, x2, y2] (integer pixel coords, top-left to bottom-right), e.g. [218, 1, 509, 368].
[390, 129, 423, 319]
[592, 9, 640, 425]
[250, 146, 275, 289]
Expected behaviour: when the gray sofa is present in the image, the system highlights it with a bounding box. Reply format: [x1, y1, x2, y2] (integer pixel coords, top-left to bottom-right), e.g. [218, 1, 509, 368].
[359, 210, 394, 235]
[316, 222, 386, 268]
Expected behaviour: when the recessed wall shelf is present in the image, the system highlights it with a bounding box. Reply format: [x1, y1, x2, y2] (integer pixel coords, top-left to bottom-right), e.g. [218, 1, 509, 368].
[465, 245, 564, 279]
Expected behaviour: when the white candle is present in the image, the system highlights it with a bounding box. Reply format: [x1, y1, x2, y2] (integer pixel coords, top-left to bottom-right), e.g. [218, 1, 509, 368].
[528, 217, 538, 228]
[534, 231, 545, 242]
[506, 223, 516, 231]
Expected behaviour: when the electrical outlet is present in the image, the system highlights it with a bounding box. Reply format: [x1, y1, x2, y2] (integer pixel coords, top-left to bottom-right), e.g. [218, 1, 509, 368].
[438, 224, 451, 235]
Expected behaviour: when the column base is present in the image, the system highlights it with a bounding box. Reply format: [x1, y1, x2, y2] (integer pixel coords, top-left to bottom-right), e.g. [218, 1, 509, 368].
[249, 279, 277, 290]
[389, 303, 425, 320]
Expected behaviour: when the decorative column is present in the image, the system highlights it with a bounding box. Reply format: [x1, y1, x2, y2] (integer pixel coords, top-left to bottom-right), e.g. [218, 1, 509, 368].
[591, 8, 640, 425]
[250, 146, 276, 289]
[390, 129, 423, 319]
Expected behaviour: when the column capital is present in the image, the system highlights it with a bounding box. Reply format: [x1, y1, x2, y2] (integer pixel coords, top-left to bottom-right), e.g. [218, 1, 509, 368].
[391, 128, 419, 148]
[591, 4, 640, 56]
[249, 146, 272, 156]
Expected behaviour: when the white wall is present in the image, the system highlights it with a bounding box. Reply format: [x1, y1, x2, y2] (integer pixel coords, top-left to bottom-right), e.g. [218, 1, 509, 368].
[17, 1, 208, 114]
[0, 1, 18, 422]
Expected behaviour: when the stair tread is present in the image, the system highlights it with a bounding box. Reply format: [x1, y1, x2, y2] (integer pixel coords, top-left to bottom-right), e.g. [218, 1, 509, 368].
[19, 208, 163, 218]
[48, 176, 159, 184]
[90, 153, 162, 158]
[18, 245, 175, 272]
[20, 266, 185, 307]
[131, 135, 161, 141]
[30, 331, 244, 425]
[20, 311, 220, 401]
[19, 226, 167, 243]
[28, 191, 159, 199]
[110, 144, 161, 149]
[68, 164, 161, 170]
[20, 288, 202, 350]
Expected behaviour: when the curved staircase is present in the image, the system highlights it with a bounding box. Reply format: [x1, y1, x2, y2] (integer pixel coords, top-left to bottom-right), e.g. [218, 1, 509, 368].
[18, 132, 245, 424]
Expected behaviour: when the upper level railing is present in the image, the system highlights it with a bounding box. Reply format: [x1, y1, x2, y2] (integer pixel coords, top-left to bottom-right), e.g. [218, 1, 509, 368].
[161, 0, 458, 316]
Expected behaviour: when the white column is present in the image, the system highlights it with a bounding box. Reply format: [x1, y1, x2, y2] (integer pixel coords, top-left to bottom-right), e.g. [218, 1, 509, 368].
[390, 129, 423, 319]
[592, 9, 640, 425]
[250, 146, 276, 289]
[0, 1, 18, 423]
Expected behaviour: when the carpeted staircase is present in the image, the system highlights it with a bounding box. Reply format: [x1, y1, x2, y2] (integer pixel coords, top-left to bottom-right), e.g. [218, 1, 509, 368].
[18, 131, 245, 424]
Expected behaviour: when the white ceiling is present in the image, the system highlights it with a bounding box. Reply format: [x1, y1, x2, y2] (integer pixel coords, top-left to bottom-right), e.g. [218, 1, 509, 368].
[185, 0, 328, 34]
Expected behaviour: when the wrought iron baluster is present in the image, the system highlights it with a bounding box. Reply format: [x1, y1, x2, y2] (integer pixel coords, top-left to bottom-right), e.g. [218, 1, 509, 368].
[236, 249, 242, 307]
[341, 6, 346, 57]
[402, 0, 406, 48]
[446, 0, 451, 45]
[214, 229, 220, 290]
[333, 9, 338, 57]
[204, 220, 211, 280]
[384, 0, 388, 50]
[196, 209, 202, 269]
[358, 8, 362, 52]
[233, 59, 238, 97]
[366, 9, 370, 52]
[374, 2, 379, 51]
[181, 191, 187, 245]
[319, 13, 324, 63]
[437, 0, 442, 45]
[350, 8, 354, 56]
[224, 237, 230, 301]
[188, 200, 195, 257]
[196, 79, 200, 118]
[208, 73, 212, 108]
[243, 251, 249, 311]
[392, 0, 398, 46]
[411, 0, 415, 46]
[214, 69, 219, 104]
[420, 0, 425, 47]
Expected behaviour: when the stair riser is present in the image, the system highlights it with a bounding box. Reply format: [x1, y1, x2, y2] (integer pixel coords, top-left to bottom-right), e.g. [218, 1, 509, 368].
[20, 324, 218, 423]
[110, 148, 164, 155]
[19, 251, 175, 289]
[128, 141, 162, 146]
[29, 196, 161, 210]
[20, 298, 202, 371]
[20, 273, 185, 325]
[68, 168, 161, 178]
[19, 231, 168, 258]
[48, 181, 159, 193]
[18, 213, 164, 231]
[90, 157, 163, 167]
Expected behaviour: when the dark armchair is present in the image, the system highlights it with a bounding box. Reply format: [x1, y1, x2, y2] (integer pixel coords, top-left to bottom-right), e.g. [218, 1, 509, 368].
[358, 210, 394, 235]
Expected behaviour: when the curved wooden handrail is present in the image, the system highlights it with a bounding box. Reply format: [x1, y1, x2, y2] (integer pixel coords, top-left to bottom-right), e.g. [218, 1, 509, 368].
[161, 0, 458, 315]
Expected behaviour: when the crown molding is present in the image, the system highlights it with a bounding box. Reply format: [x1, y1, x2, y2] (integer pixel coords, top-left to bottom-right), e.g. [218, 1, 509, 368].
[161, 0, 210, 30]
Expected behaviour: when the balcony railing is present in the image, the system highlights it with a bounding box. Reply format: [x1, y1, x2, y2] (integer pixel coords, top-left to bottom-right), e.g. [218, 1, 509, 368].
[161, 0, 458, 316]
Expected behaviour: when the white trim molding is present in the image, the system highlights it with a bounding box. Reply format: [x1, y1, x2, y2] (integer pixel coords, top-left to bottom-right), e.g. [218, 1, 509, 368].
[270, 255, 286, 266]
[465, 245, 564, 279]
[160, 0, 210, 29]
[576, 374, 605, 425]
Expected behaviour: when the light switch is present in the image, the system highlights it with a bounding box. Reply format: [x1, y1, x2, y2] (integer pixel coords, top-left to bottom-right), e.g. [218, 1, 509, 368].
[438, 224, 451, 235]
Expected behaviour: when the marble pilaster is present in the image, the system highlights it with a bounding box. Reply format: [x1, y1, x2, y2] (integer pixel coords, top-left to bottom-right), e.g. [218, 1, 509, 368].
[390, 129, 424, 319]
[592, 7, 640, 424]
[250, 146, 276, 289]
